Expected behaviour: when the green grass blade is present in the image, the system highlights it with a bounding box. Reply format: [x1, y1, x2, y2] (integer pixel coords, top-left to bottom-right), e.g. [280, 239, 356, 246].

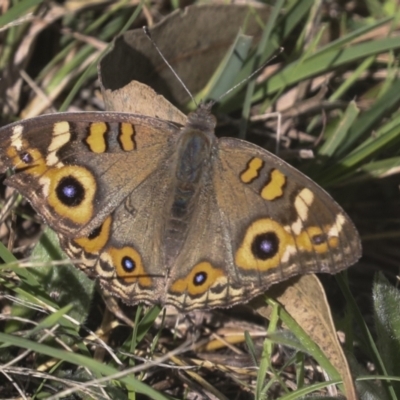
[318, 101, 360, 157]
[0, 332, 173, 399]
[0, 0, 42, 27]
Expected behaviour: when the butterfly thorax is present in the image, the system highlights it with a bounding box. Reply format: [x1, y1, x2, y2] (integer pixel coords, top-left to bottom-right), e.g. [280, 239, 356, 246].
[163, 112, 216, 267]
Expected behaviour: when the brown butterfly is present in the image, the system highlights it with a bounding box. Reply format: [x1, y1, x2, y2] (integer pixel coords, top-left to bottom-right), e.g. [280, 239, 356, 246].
[0, 99, 361, 311]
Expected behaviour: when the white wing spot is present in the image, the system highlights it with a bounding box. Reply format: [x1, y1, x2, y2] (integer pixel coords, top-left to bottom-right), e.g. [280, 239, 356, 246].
[294, 188, 314, 221]
[328, 214, 345, 237]
[281, 245, 296, 263]
[11, 125, 24, 150]
[290, 219, 303, 235]
[46, 122, 71, 167]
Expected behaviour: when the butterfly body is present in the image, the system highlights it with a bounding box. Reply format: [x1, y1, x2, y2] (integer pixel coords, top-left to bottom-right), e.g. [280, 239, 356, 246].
[0, 105, 361, 310]
[164, 105, 216, 266]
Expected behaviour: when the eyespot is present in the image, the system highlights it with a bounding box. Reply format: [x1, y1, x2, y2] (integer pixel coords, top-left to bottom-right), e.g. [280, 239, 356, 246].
[122, 255, 135, 272]
[171, 262, 225, 296]
[193, 271, 207, 286]
[251, 231, 279, 260]
[45, 165, 96, 225]
[311, 233, 326, 245]
[56, 175, 85, 207]
[6, 145, 47, 175]
[295, 226, 339, 254]
[107, 246, 151, 287]
[20, 152, 33, 164]
[235, 219, 291, 271]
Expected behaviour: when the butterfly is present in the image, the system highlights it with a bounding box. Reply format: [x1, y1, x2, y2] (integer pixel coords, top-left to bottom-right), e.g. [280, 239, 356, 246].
[0, 100, 361, 311]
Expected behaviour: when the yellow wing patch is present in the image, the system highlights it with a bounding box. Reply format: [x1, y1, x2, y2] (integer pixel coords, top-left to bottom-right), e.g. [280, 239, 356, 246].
[85, 122, 108, 153]
[240, 157, 264, 183]
[260, 169, 286, 201]
[74, 216, 112, 253]
[118, 123, 136, 151]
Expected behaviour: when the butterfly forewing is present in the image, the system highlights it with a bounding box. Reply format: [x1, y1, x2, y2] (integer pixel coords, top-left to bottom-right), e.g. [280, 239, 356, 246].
[0, 112, 181, 237]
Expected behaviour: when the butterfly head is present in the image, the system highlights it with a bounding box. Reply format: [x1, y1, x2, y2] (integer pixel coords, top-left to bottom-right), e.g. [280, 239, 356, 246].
[186, 102, 217, 136]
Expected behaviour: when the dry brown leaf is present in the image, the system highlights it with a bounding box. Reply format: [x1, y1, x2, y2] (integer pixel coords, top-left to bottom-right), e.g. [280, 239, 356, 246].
[102, 80, 186, 124]
[99, 3, 271, 109]
[254, 274, 357, 400]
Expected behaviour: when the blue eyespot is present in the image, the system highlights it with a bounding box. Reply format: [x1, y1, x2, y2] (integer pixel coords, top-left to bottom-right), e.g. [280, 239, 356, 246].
[312, 234, 326, 245]
[122, 256, 135, 272]
[193, 271, 207, 286]
[56, 176, 85, 207]
[20, 152, 33, 164]
[251, 232, 279, 260]
[63, 185, 77, 198]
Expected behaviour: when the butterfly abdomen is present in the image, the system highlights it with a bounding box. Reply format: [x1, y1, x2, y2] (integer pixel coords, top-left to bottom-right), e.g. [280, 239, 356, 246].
[163, 127, 214, 265]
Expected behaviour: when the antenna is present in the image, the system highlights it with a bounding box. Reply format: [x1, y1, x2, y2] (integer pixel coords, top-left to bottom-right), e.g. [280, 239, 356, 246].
[143, 27, 197, 107]
[214, 47, 284, 104]
[143, 26, 283, 108]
